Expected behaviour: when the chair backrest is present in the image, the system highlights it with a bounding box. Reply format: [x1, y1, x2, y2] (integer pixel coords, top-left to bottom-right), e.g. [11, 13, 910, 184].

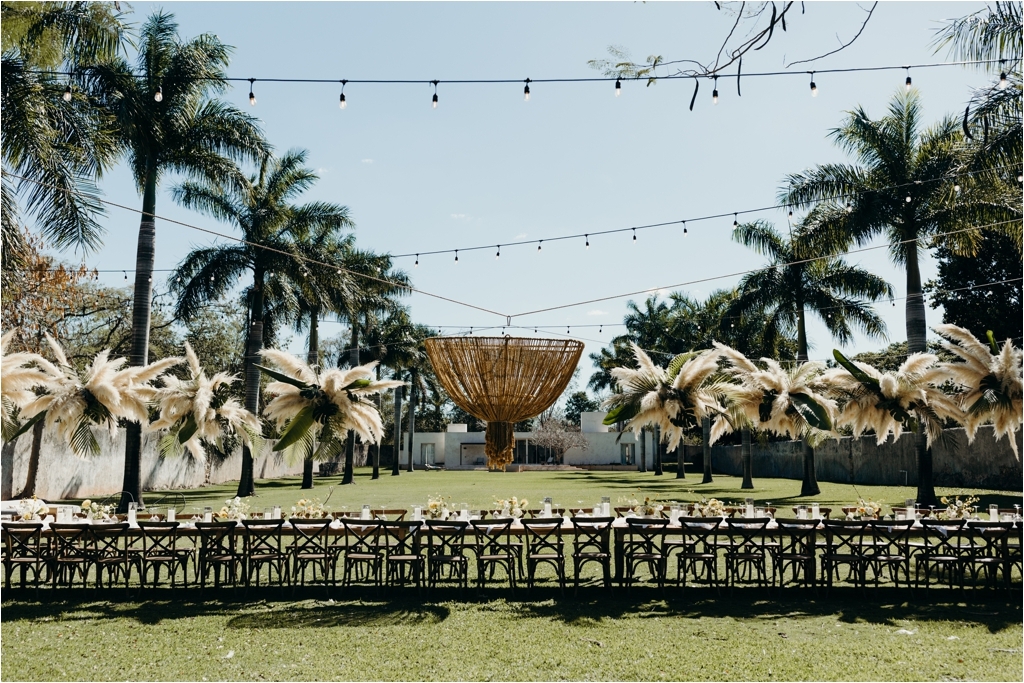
[469, 518, 515, 556]
[823, 519, 867, 555]
[722, 517, 771, 553]
[569, 516, 613, 555]
[380, 520, 425, 555]
[138, 521, 181, 556]
[288, 519, 334, 555]
[195, 521, 239, 555]
[425, 519, 468, 557]
[963, 520, 1015, 554]
[48, 523, 93, 559]
[622, 517, 669, 553]
[864, 519, 916, 555]
[87, 522, 130, 557]
[241, 519, 286, 555]
[520, 518, 565, 555]
[774, 519, 818, 554]
[679, 518, 722, 550]
[339, 519, 384, 555]
[1, 522, 44, 560]
[372, 508, 408, 521]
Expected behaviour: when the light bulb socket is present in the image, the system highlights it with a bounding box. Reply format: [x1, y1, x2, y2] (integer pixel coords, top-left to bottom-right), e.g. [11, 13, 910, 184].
[432, 92, 438, 107]
[524, 79, 531, 101]
[712, 89, 719, 104]
[615, 78, 621, 96]
[248, 78, 256, 106]
[810, 82, 817, 96]
[905, 75, 912, 90]
[339, 92, 347, 108]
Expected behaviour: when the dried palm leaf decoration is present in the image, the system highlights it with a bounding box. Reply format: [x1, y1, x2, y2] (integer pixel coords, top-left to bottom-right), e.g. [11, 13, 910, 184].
[425, 337, 584, 470]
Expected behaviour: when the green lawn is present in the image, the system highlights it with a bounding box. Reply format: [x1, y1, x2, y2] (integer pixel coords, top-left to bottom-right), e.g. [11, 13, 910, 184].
[2, 592, 1021, 681]
[78, 468, 1023, 518]
[11, 470, 1018, 681]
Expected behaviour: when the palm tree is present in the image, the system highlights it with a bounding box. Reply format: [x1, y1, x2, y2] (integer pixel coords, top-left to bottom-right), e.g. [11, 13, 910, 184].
[88, 11, 269, 510]
[781, 89, 1008, 504]
[711, 343, 836, 495]
[730, 220, 893, 362]
[169, 150, 346, 497]
[2, 1, 127, 261]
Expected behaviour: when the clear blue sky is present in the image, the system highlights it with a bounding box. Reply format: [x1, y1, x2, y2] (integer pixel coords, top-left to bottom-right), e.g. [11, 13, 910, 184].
[56, 1, 998, 385]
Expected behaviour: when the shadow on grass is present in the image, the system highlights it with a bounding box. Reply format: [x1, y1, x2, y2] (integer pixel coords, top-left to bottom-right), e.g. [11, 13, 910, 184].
[3, 588, 1019, 634]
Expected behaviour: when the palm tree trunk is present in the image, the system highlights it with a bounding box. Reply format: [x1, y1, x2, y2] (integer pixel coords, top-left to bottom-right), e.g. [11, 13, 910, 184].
[14, 419, 45, 499]
[371, 365, 381, 480]
[406, 369, 417, 472]
[236, 275, 265, 498]
[342, 319, 359, 484]
[675, 441, 685, 478]
[638, 427, 647, 472]
[301, 311, 319, 490]
[741, 426, 754, 489]
[701, 416, 713, 484]
[653, 425, 663, 476]
[796, 302, 809, 362]
[118, 161, 157, 513]
[800, 438, 820, 496]
[905, 239, 936, 505]
[391, 383, 403, 476]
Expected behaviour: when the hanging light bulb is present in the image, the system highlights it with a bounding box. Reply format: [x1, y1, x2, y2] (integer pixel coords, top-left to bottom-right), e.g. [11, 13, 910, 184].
[339, 80, 347, 109]
[999, 71, 1008, 89]
[495, 245, 501, 259]
[1017, 170, 1023, 183]
[210, 274, 215, 282]
[632, 228, 637, 243]
[953, 181, 961, 192]
[809, 72, 817, 97]
[567, 326, 571, 335]
[599, 325, 603, 334]
[712, 76, 719, 105]
[431, 80, 439, 109]
[414, 254, 419, 267]
[123, 271, 128, 281]
[585, 234, 590, 249]
[523, 78, 531, 102]
[733, 213, 738, 228]
[683, 222, 688, 235]
[788, 207, 794, 219]
[537, 240, 542, 252]
[905, 68, 912, 91]
[247, 79, 256, 106]
[615, 77, 621, 97]
[905, 194, 912, 203]
[154, 85, 163, 102]
[63, 84, 73, 102]
[454, 250, 459, 263]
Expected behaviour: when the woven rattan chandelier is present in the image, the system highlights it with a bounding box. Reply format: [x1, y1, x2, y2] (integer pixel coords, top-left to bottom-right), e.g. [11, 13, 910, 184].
[424, 336, 584, 470]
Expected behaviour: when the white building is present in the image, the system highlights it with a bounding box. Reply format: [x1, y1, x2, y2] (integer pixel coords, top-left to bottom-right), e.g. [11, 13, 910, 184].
[398, 411, 657, 468]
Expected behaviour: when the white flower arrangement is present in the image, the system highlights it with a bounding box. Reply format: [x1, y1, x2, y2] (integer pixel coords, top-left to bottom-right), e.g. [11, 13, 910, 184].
[215, 496, 250, 522]
[492, 496, 528, 519]
[633, 496, 664, 517]
[938, 495, 980, 520]
[426, 495, 452, 520]
[16, 496, 49, 521]
[77, 498, 113, 521]
[851, 498, 882, 519]
[290, 497, 331, 519]
[692, 498, 727, 518]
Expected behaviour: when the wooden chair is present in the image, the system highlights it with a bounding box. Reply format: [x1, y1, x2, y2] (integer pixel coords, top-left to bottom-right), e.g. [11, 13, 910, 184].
[962, 521, 1015, 590]
[381, 521, 425, 591]
[242, 519, 289, 591]
[88, 523, 134, 593]
[2, 522, 47, 593]
[621, 518, 669, 591]
[914, 518, 968, 590]
[195, 521, 242, 593]
[860, 519, 915, 591]
[676, 519, 722, 593]
[821, 519, 868, 595]
[288, 519, 336, 595]
[722, 518, 772, 593]
[773, 519, 819, 590]
[469, 518, 517, 592]
[569, 516, 613, 594]
[138, 521, 193, 591]
[424, 520, 469, 594]
[339, 519, 384, 590]
[48, 523, 92, 589]
[520, 519, 566, 593]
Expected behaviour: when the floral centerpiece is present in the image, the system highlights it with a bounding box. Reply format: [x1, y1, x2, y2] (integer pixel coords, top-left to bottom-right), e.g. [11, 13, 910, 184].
[847, 499, 882, 519]
[291, 497, 330, 519]
[80, 499, 113, 521]
[427, 495, 452, 520]
[215, 496, 250, 522]
[938, 495, 980, 520]
[633, 496, 664, 517]
[492, 496, 528, 519]
[16, 496, 49, 521]
[692, 498, 727, 518]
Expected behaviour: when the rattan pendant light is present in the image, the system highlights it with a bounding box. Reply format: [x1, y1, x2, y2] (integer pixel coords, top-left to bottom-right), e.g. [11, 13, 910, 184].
[424, 336, 584, 470]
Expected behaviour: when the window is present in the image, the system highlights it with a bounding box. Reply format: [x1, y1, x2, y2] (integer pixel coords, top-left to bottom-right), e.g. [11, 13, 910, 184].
[620, 443, 635, 465]
[421, 442, 435, 465]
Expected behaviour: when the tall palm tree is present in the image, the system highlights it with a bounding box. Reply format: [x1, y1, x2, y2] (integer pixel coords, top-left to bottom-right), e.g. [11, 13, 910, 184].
[2, 1, 128, 268]
[729, 220, 893, 362]
[88, 12, 269, 510]
[169, 150, 347, 497]
[781, 89, 1009, 504]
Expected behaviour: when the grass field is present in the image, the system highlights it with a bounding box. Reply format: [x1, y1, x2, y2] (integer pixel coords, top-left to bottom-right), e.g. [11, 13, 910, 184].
[71, 468, 1024, 518]
[2, 591, 1021, 681]
[9, 470, 1019, 681]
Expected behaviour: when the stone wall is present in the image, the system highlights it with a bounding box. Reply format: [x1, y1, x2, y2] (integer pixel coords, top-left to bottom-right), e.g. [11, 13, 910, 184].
[1, 427, 303, 500]
[698, 425, 1022, 491]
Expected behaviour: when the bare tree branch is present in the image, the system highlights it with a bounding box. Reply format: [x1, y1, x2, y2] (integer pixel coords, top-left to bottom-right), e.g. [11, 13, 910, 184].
[785, 2, 878, 68]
